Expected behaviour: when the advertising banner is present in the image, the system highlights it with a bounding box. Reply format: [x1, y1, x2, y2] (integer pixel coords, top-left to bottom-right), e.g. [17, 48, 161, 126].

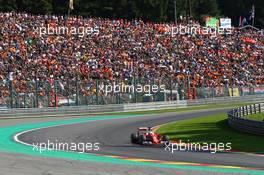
[220, 18, 231, 28]
[206, 17, 219, 27]
[241, 87, 250, 96]
[229, 88, 240, 97]
[254, 87, 264, 94]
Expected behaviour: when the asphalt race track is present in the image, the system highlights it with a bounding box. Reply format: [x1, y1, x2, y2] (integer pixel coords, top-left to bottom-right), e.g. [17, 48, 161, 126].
[17, 108, 264, 171]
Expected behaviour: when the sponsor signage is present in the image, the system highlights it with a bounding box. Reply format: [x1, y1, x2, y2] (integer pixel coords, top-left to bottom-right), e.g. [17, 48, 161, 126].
[220, 18, 232, 28]
[229, 88, 240, 97]
[254, 87, 264, 94]
[205, 17, 219, 27]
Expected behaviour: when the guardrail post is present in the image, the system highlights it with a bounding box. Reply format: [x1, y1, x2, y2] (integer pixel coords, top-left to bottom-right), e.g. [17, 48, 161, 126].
[23, 93, 26, 108]
[228, 103, 264, 136]
[75, 80, 79, 106]
[54, 80, 58, 107]
[9, 80, 13, 108]
[133, 78, 137, 103]
[245, 106, 248, 115]
[67, 80, 70, 106]
[46, 82, 50, 107]
[35, 80, 39, 108]
[170, 77, 173, 101]
[96, 81, 99, 105]
[259, 104, 261, 113]
[152, 78, 156, 102]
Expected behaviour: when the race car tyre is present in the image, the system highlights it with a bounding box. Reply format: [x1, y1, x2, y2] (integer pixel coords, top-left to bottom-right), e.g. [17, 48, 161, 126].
[130, 133, 138, 144]
[138, 135, 145, 145]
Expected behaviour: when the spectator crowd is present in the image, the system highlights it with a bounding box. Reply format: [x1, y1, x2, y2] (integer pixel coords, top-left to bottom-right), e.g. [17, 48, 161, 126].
[0, 12, 263, 90]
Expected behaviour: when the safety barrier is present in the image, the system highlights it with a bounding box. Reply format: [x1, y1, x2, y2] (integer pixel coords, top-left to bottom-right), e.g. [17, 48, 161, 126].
[1, 95, 263, 119]
[188, 94, 264, 106]
[0, 100, 188, 118]
[228, 103, 264, 136]
[1, 79, 264, 109]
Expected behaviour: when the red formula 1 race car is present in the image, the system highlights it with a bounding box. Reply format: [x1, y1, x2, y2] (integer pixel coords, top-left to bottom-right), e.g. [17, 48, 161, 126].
[130, 127, 169, 145]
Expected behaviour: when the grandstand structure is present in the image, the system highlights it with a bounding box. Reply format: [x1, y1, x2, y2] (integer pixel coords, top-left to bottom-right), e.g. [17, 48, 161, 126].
[0, 12, 263, 108]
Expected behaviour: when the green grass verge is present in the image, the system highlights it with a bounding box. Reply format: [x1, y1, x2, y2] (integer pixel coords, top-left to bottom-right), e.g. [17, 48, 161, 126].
[244, 113, 264, 121]
[157, 113, 264, 153]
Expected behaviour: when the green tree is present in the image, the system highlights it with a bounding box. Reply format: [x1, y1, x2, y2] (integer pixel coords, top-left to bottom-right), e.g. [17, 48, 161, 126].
[192, 0, 219, 18]
[218, 0, 264, 27]
[0, 0, 17, 11]
[0, 0, 263, 27]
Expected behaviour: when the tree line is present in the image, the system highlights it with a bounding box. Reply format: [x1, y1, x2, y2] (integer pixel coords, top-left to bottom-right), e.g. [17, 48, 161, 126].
[0, 0, 263, 27]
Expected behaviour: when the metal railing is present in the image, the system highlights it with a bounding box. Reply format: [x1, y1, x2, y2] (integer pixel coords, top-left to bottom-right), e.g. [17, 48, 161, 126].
[0, 101, 188, 118]
[1, 95, 264, 119]
[232, 103, 264, 118]
[0, 79, 264, 109]
[228, 103, 264, 136]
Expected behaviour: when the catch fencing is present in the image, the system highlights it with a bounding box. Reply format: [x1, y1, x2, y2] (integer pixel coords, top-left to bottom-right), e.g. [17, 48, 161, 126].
[1, 95, 264, 118]
[1, 79, 264, 109]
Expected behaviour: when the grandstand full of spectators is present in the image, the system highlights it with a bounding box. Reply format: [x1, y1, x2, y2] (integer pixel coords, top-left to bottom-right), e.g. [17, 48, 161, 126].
[0, 12, 263, 90]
